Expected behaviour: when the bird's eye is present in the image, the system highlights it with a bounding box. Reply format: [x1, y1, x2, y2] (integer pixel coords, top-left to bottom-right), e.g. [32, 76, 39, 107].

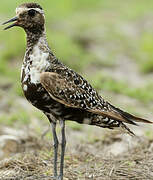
[28, 9, 36, 17]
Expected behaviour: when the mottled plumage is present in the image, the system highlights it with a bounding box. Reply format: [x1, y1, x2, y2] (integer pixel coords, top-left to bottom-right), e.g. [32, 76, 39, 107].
[3, 3, 152, 180]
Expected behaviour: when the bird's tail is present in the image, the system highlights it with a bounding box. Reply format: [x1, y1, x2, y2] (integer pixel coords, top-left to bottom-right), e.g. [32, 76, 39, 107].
[109, 104, 152, 125]
[91, 103, 152, 136]
[109, 104, 152, 136]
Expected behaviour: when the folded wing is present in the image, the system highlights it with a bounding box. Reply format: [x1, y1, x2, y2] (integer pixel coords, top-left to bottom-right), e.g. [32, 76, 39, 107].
[40, 70, 152, 125]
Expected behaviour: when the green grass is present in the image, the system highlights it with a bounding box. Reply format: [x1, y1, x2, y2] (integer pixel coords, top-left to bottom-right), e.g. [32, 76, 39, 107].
[137, 32, 153, 73]
[47, 31, 94, 71]
[67, 121, 83, 131]
[145, 130, 153, 140]
[90, 73, 153, 103]
[0, 110, 30, 126]
[1, 0, 153, 74]
[1, 0, 153, 78]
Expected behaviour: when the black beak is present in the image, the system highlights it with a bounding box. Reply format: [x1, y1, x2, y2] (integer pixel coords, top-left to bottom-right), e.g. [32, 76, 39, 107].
[2, 16, 18, 30]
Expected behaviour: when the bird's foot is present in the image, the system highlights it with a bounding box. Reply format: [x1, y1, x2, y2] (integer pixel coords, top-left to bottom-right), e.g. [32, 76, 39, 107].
[49, 175, 63, 180]
[57, 175, 63, 180]
[52, 176, 58, 180]
[46, 175, 57, 180]
[37, 175, 58, 180]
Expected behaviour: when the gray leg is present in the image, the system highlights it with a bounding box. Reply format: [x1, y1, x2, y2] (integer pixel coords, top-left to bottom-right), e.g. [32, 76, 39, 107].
[51, 122, 59, 179]
[58, 120, 66, 180]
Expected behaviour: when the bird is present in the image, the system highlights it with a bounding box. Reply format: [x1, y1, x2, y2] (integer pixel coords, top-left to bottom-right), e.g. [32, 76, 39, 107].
[2, 2, 152, 180]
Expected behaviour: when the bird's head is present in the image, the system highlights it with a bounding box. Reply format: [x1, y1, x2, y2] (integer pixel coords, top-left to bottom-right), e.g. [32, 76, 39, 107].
[3, 3, 45, 34]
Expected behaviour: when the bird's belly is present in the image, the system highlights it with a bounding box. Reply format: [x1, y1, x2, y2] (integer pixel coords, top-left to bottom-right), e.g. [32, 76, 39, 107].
[22, 82, 63, 115]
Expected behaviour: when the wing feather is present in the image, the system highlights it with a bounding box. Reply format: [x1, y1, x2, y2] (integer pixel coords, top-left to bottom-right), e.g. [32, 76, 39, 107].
[40, 70, 152, 125]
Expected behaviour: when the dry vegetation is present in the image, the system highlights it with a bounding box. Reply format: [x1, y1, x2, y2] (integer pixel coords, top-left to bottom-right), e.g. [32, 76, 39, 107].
[0, 128, 153, 180]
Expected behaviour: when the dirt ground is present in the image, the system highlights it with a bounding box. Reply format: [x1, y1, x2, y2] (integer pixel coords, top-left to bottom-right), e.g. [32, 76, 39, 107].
[0, 120, 152, 180]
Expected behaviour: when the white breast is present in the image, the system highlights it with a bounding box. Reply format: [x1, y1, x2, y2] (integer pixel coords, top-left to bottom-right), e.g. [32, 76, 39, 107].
[23, 38, 50, 84]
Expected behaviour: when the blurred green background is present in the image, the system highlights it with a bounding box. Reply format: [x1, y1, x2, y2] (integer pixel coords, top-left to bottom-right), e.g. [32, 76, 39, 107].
[0, 0, 153, 127]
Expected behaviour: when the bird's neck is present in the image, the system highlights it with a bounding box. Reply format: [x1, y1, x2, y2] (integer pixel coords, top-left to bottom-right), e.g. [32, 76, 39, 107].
[22, 30, 51, 84]
[23, 29, 50, 66]
[24, 28, 61, 66]
[25, 28, 48, 49]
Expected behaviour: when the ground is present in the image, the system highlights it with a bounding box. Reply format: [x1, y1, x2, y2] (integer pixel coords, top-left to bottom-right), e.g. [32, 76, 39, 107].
[0, 0, 153, 179]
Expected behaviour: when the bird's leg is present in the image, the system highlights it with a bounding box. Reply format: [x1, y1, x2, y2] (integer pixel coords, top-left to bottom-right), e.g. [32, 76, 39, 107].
[51, 122, 59, 179]
[58, 120, 66, 180]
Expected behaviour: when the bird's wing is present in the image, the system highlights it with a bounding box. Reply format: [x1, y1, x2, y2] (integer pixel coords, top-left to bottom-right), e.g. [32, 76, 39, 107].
[40, 68, 152, 125]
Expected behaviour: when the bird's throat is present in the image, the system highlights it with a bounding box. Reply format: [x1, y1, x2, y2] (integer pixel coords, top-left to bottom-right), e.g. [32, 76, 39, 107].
[26, 28, 46, 48]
